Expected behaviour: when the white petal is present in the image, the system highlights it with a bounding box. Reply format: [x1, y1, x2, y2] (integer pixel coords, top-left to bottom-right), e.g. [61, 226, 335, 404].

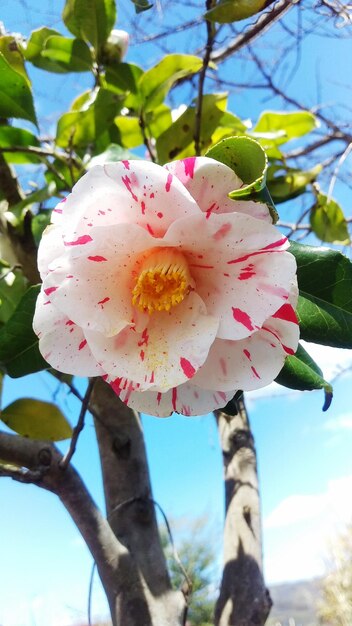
[109, 377, 236, 417]
[85, 292, 219, 390]
[165, 156, 271, 222]
[33, 292, 104, 376]
[164, 212, 296, 340]
[37, 224, 65, 280]
[193, 305, 299, 392]
[57, 162, 200, 242]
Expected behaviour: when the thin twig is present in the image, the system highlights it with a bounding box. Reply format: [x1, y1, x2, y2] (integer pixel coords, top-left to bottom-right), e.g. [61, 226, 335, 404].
[139, 113, 156, 162]
[194, 0, 216, 155]
[327, 141, 352, 203]
[59, 379, 96, 469]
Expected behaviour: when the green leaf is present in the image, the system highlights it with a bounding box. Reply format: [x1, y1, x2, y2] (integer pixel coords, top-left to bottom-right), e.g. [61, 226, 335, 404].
[310, 192, 350, 245]
[1, 398, 72, 441]
[23, 27, 63, 72]
[290, 241, 352, 348]
[139, 54, 203, 111]
[45, 158, 83, 191]
[31, 210, 52, 246]
[0, 285, 48, 377]
[11, 183, 57, 217]
[0, 126, 41, 164]
[62, 0, 116, 52]
[56, 88, 123, 150]
[105, 62, 144, 109]
[267, 164, 322, 204]
[0, 37, 37, 125]
[253, 110, 318, 145]
[157, 94, 227, 164]
[206, 135, 268, 197]
[130, 0, 153, 12]
[0, 268, 28, 325]
[41, 36, 93, 72]
[276, 343, 333, 411]
[114, 115, 143, 148]
[205, 0, 274, 23]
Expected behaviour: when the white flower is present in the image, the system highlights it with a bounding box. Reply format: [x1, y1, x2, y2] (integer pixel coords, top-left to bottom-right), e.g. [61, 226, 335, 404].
[33, 157, 299, 417]
[102, 29, 129, 63]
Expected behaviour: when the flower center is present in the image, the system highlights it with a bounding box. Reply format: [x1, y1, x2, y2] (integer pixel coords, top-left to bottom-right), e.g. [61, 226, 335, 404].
[132, 248, 193, 314]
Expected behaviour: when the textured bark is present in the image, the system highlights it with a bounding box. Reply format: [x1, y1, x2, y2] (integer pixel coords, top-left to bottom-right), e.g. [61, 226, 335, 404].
[90, 379, 186, 626]
[215, 398, 272, 626]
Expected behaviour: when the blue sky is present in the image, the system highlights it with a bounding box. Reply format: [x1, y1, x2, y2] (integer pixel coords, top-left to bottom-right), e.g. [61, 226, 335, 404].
[1, 1, 352, 625]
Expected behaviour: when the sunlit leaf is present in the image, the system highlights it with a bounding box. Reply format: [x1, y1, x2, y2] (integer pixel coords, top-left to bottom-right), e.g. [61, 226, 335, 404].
[276, 343, 333, 411]
[253, 110, 318, 144]
[105, 62, 143, 109]
[0, 268, 28, 325]
[0, 126, 41, 164]
[1, 398, 72, 441]
[139, 54, 203, 111]
[0, 37, 37, 125]
[310, 192, 350, 245]
[157, 94, 227, 164]
[62, 0, 116, 52]
[290, 241, 352, 348]
[205, 0, 275, 23]
[0, 285, 48, 377]
[206, 135, 267, 196]
[23, 27, 65, 72]
[267, 164, 322, 203]
[41, 35, 93, 72]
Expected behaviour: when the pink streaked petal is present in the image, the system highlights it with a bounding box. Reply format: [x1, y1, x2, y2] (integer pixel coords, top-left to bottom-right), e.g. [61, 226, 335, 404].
[193, 310, 299, 392]
[164, 212, 297, 340]
[57, 162, 201, 242]
[85, 292, 219, 390]
[33, 292, 104, 376]
[165, 157, 271, 222]
[108, 378, 236, 417]
[42, 223, 160, 336]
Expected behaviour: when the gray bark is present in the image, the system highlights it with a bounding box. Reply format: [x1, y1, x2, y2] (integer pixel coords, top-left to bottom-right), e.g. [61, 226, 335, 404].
[90, 379, 186, 626]
[214, 397, 272, 626]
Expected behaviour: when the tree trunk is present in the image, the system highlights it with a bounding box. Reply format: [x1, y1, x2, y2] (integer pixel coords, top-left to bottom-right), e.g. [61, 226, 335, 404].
[90, 379, 186, 626]
[214, 397, 272, 626]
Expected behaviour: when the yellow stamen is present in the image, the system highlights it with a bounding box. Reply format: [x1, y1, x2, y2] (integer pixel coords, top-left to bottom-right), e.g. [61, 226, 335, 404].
[132, 248, 193, 314]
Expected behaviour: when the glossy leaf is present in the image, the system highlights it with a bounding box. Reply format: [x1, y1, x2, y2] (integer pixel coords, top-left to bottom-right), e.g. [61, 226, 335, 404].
[1, 398, 72, 441]
[253, 110, 318, 144]
[0, 268, 28, 325]
[41, 36, 93, 72]
[139, 54, 203, 111]
[156, 94, 227, 164]
[205, 0, 274, 23]
[267, 164, 322, 203]
[290, 241, 352, 348]
[310, 192, 350, 245]
[105, 62, 143, 109]
[62, 0, 116, 52]
[56, 88, 123, 149]
[113, 115, 142, 148]
[276, 343, 333, 411]
[0, 37, 37, 124]
[0, 285, 48, 377]
[206, 136, 268, 197]
[24, 27, 64, 72]
[0, 126, 41, 164]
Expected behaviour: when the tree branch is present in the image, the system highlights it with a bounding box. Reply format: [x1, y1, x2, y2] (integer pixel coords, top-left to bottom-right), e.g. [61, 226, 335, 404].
[211, 0, 301, 64]
[194, 0, 216, 155]
[214, 398, 271, 626]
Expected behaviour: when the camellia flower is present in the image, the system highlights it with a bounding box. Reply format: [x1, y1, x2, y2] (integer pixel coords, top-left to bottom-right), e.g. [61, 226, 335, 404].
[33, 156, 299, 417]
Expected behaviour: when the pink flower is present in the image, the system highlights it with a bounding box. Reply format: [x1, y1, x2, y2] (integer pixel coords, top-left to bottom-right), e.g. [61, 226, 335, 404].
[33, 157, 299, 417]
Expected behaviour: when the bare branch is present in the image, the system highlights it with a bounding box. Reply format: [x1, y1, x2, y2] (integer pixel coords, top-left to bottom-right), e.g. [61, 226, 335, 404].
[194, 0, 216, 155]
[59, 379, 96, 470]
[211, 0, 301, 64]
